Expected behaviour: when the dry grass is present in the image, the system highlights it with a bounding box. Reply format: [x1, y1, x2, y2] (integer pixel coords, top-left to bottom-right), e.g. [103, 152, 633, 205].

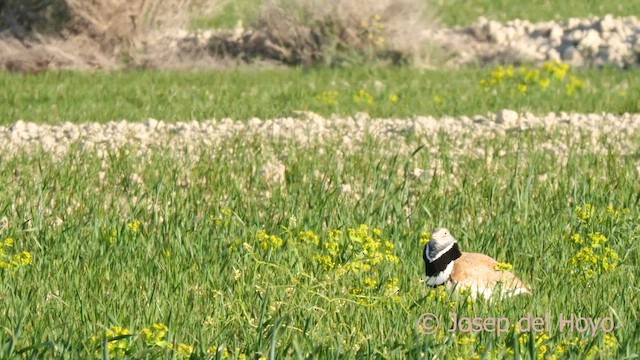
[208, 0, 435, 66]
[0, 0, 222, 71]
[0, 0, 436, 71]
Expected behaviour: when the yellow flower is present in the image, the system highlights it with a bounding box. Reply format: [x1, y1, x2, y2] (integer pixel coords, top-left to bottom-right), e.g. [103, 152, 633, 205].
[544, 61, 569, 80]
[491, 66, 505, 80]
[105, 229, 118, 244]
[142, 323, 169, 348]
[457, 334, 477, 345]
[127, 220, 141, 232]
[388, 94, 399, 104]
[11, 251, 32, 266]
[256, 230, 284, 250]
[576, 204, 594, 223]
[517, 84, 527, 93]
[313, 254, 335, 270]
[494, 262, 513, 271]
[539, 78, 550, 88]
[352, 89, 374, 106]
[588, 232, 607, 246]
[324, 240, 340, 255]
[419, 232, 431, 245]
[432, 95, 443, 106]
[427, 285, 448, 302]
[363, 277, 377, 288]
[298, 230, 319, 245]
[570, 233, 583, 245]
[1, 238, 32, 270]
[316, 91, 339, 106]
[91, 326, 132, 357]
[2, 237, 14, 248]
[176, 343, 193, 359]
[385, 277, 399, 290]
[604, 333, 618, 349]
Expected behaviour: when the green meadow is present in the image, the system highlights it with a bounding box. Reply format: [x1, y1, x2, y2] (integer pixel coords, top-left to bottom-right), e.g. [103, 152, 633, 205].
[2, 0, 640, 358]
[1, 126, 639, 358]
[1, 64, 639, 124]
[194, 0, 640, 29]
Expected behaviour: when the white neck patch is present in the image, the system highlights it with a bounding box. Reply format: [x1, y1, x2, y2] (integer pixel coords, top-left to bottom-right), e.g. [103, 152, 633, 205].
[426, 241, 455, 262]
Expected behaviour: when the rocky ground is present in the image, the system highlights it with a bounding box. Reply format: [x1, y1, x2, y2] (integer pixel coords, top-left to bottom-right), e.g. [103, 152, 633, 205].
[431, 15, 640, 67]
[2, 111, 640, 169]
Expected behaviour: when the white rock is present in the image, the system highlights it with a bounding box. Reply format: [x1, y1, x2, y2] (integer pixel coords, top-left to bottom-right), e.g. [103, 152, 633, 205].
[550, 25, 564, 46]
[495, 109, 519, 125]
[145, 118, 159, 129]
[579, 29, 602, 54]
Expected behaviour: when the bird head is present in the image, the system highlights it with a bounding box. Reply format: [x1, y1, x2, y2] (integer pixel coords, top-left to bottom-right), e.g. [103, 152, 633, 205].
[424, 227, 457, 262]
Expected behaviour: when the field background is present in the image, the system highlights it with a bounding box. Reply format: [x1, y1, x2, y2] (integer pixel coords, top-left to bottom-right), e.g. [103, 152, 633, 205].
[1, 0, 640, 359]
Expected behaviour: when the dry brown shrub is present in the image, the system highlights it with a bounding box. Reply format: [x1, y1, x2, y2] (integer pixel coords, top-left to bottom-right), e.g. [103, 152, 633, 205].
[212, 0, 436, 66]
[0, 0, 222, 71]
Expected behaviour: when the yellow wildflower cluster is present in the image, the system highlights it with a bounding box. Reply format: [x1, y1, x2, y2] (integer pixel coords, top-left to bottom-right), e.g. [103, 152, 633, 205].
[426, 284, 448, 302]
[315, 91, 339, 106]
[256, 230, 284, 250]
[103, 229, 118, 245]
[211, 207, 233, 228]
[90, 326, 132, 358]
[298, 230, 320, 246]
[0, 237, 32, 270]
[568, 203, 625, 282]
[141, 323, 192, 359]
[521, 332, 549, 359]
[480, 61, 585, 96]
[352, 88, 374, 106]
[140, 323, 169, 348]
[325, 229, 342, 255]
[315, 83, 400, 110]
[363, 277, 377, 289]
[493, 262, 513, 271]
[127, 220, 141, 232]
[207, 344, 230, 358]
[419, 231, 431, 245]
[577, 203, 631, 225]
[575, 204, 595, 223]
[550, 334, 618, 358]
[457, 329, 619, 359]
[168, 343, 194, 359]
[488, 331, 551, 359]
[313, 254, 335, 270]
[385, 277, 399, 293]
[314, 225, 399, 295]
[570, 232, 619, 281]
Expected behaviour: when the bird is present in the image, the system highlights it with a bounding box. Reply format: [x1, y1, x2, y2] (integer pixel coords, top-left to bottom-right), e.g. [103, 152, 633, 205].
[423, 227, 531, 299]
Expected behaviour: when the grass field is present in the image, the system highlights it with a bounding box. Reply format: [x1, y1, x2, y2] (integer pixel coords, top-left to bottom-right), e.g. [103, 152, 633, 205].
[2, 1, 640, 358]
[1, 64, 639, 124]
[1, 125, 639, 358]
[193, 0, 640, 29]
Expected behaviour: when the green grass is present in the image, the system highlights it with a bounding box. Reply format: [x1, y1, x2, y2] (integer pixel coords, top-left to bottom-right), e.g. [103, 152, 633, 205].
[192, 0, 640, 29]
[1, 65, 639, 124]
[1, 126, 639, 358]
[432, 0, 640, 26]
[190, 0, 261, 29]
